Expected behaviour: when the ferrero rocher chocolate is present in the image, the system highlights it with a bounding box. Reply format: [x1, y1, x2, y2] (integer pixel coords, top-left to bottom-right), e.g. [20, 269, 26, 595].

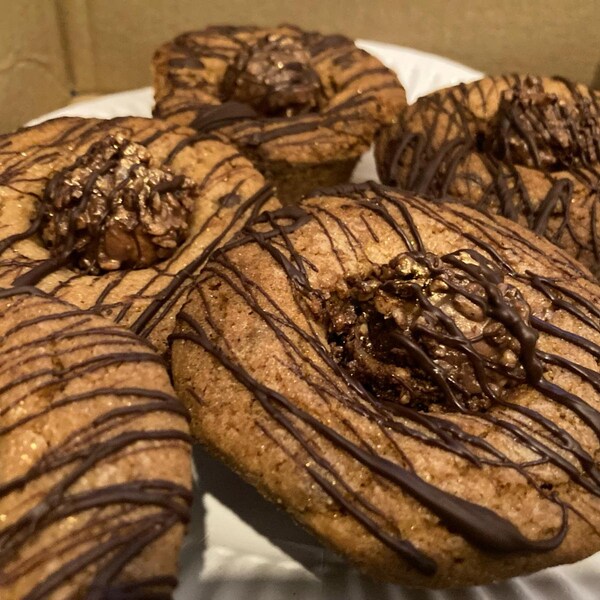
[41, 134, 195, 273]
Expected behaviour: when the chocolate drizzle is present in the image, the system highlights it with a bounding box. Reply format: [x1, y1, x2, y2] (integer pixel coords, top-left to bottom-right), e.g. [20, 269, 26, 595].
[490, 83, 600, 170]
[189, 101, 258, 132]
[0, 287, 192, 598]
[376, 75, 600, 274]
[323, 250, 537, 412]
[172, 182, 600, 581]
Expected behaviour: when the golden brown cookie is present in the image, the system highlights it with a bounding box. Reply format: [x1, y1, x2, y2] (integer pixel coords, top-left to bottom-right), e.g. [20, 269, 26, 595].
[153, 24, 406, 202]
[172, 182, 600, 588]
[375, 75, 600, 274]
[0, 116, 278, 353]
[0, 287, 192, 599]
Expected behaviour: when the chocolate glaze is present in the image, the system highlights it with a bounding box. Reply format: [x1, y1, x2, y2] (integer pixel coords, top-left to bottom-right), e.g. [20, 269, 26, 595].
[173, 182, 600, 576]
[220, 32, 323, 117]
[0, 287, 192, 598]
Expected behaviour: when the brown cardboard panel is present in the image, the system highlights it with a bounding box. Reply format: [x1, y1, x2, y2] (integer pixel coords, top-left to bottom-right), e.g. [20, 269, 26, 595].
[1, 0, 599, 135]
[0, 1, 71, 133]
[61, 0, 600, 95]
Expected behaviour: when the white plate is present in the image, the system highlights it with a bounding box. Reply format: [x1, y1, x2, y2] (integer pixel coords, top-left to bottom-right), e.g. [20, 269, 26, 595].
[29, 41, 599, 600]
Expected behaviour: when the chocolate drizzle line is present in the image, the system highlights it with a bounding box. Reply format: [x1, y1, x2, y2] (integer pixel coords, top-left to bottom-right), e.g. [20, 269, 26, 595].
[0, 117, 277, 350]
[173, 182, 600, 577]
[0, 287, 192, 598]
[376, 75, 600, 274]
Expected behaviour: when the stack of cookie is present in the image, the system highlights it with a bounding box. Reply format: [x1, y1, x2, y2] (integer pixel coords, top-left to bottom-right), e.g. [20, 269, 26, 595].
[0, 27, 403, 598]
[1, 23, 600, 598]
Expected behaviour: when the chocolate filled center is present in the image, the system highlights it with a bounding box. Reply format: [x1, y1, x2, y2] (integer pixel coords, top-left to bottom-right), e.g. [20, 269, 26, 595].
[322, 251, 536, 412]
[487, 80, 600, 170]
[221, 33, 323, 117]
[40, 134, 196, 274]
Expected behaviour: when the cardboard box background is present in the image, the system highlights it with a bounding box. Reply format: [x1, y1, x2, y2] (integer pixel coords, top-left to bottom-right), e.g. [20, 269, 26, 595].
[1, 0, 600, 132]
[0, 1, 71, 132]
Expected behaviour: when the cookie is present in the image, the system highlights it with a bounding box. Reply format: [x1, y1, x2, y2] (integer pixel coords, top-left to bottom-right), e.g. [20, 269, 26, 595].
[171, 182, 600, 587]
[0, 287, 192, 599]
[0, 116, 278, 353]
[375, 75, 600, 274]
[153, 24, 406, 202]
